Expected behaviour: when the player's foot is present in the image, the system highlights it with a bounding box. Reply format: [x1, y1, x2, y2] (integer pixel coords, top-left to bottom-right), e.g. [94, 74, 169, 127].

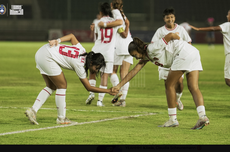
[56, 117, 72, 124]
[97, 100, 105, 107]
[111, 91, 123, 104]
[191, 116, 210, 130]
[113, 100, 126, 107]
[176, 99, 184, 110]
[85, 93, 95, 105]
[158, 119, 179, 127]
[24, 107, 39, 125]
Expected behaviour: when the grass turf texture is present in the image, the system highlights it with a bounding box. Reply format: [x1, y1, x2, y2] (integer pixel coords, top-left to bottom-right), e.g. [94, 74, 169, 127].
[0, 41, 229, 144]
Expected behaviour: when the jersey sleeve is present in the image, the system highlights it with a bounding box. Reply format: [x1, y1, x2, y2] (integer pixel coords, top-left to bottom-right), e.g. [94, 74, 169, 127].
[179, 26, 192, 43]
[151, 29, 162, 43]
[112, 9, 123, 20]
[220, 22, 230, 34]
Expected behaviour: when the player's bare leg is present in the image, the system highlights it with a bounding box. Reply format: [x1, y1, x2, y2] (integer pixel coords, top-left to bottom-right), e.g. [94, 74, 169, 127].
[175, 77, 184, 110]
[225, 78, 230, 87]
[186, 71, 209, 129]
[159, 70, 183, 127]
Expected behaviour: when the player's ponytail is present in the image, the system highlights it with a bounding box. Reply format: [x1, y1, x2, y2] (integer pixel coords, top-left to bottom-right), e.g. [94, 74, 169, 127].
[112, 0, 125, 22]
[80, 52, 106, 77]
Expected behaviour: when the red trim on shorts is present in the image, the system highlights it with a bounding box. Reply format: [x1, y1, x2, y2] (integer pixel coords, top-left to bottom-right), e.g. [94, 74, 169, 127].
[56, 94, 66, 96]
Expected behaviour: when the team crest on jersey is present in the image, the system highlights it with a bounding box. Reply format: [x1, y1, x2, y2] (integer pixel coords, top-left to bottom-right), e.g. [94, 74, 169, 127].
[0, 4, 6, 15]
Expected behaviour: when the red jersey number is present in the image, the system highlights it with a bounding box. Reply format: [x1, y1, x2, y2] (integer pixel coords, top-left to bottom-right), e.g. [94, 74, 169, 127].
[100, 28, 113, 43]
[59, 45, 85, 63]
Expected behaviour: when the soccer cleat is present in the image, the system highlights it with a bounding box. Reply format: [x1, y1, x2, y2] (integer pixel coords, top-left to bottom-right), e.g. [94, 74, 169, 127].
[191, 116, 210, 130]
[158, 119, 179, 127]
[85, 93, 95, 105]
[97, 100, 105, 107]
[111, 91, 123, 104]
[176, 99, 184, 110]
[24, 107, 39, 125]
[113, 100, 126, 107]
[56, 117, 72, 124]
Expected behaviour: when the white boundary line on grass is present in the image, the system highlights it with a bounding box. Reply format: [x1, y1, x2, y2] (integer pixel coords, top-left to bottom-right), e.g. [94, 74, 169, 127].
[0, 113, 156, 136]
[0, 106, 150, 114]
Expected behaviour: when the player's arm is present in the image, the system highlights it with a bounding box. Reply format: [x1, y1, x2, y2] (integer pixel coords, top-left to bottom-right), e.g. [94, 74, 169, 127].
[49, 33, 79, 47]
[80, 78, 117, 95]
[98, 19, 123, 28]
[189, 25, 222, 31]
[113, 60, 148, 91]
[118, 18, 130, 38]
[163, 33, 180, 43]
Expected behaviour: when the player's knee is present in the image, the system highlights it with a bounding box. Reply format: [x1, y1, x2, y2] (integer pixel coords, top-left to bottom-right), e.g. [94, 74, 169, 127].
[225, 79, 230, 87]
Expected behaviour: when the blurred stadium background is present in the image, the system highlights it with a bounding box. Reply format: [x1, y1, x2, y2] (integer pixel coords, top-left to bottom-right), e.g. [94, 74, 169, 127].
[1, 0, 230, 43]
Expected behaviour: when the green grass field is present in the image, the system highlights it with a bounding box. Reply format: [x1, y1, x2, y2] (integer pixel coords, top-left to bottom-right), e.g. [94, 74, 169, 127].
[0, 41, 229, 145]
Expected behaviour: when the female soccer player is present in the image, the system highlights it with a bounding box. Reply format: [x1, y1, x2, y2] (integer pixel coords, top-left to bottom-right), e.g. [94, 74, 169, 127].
[112, 33, 210, 130]
[25, 33, 118, 125]
[190, 10, 230, 87]
[151, 7, 192, 111]
[96, 0, 133, 107]
[85, 2, 124, 107]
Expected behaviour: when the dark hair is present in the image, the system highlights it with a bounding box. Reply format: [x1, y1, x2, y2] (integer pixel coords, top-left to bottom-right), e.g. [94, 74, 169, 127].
[112, 0, 125, 21]
[128, 37, 147, 55]
[99, 2, 113, 18]
[80, 51, 106, 76]
[163, 7, 175, 17]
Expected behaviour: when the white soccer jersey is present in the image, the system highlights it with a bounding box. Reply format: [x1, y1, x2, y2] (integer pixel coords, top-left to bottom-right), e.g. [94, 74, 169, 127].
[146, 38, 195, 68]
[220, 22, 230, 55]
[151, 23, 192, 43]
[112, 9, 133, 55]
[92, 16, 119, 62]
[46, 43, 87, 79]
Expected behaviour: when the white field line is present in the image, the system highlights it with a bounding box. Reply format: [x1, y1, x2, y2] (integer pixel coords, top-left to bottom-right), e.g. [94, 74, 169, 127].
[0, 113, 156, 136]
[0, 106, 149, 114]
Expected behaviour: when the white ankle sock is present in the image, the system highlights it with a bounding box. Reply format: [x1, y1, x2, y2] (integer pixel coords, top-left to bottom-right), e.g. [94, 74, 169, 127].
[98, 85, 107, 101]
[168, 108, 177, 121]
[120, 82, 129, 100]
[89, 79, 96, 94]
[32, 87, 54, 113]
[197, 105, 206, 118]
[55, 89, 66, 119]
[110, 74, 119, 86]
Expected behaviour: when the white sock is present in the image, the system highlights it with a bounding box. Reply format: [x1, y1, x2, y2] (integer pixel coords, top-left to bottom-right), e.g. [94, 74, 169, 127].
[110, 74, 119, 87]
[32, 87, 54, 113]
[120, 82, 129, 100]
[168, 108, 177, 121]
[55, 89, 66, 119]
[98, 85, 107, 101]
[197, 105, 206, 118]
[89, 79, 96, 94]
[176, 92, 182, 101]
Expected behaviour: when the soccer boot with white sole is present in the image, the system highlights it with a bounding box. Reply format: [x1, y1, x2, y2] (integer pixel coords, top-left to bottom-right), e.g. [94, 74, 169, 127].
[158, 119, 179, 127]
[97, 100, 105, 107]
[85, 93, 95, 105]
[24, 107, 39, 125]
[191, 116, 210, 130]
[111, 91, 123, 104]
[56, 117, 72, 124]
[176, 99, 184, 110]
[113, 100, 126, 107]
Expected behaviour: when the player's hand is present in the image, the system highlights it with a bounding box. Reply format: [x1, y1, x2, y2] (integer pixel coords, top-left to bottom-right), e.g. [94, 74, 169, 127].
[109, 88, 118, 96]
[90, 23, 95, 31]
[48, 40, 59, 48]
[189, 25, 199, 31]
[98, 21, 104, 28]
[111, 86, 120, 93]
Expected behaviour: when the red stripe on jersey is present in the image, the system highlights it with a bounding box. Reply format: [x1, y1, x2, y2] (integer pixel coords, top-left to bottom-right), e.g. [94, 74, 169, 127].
[164, 24, 177, 31]
[43, 89, 51, 95]
[56, 94, 66, 96]
[162, 38, 168, 45]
